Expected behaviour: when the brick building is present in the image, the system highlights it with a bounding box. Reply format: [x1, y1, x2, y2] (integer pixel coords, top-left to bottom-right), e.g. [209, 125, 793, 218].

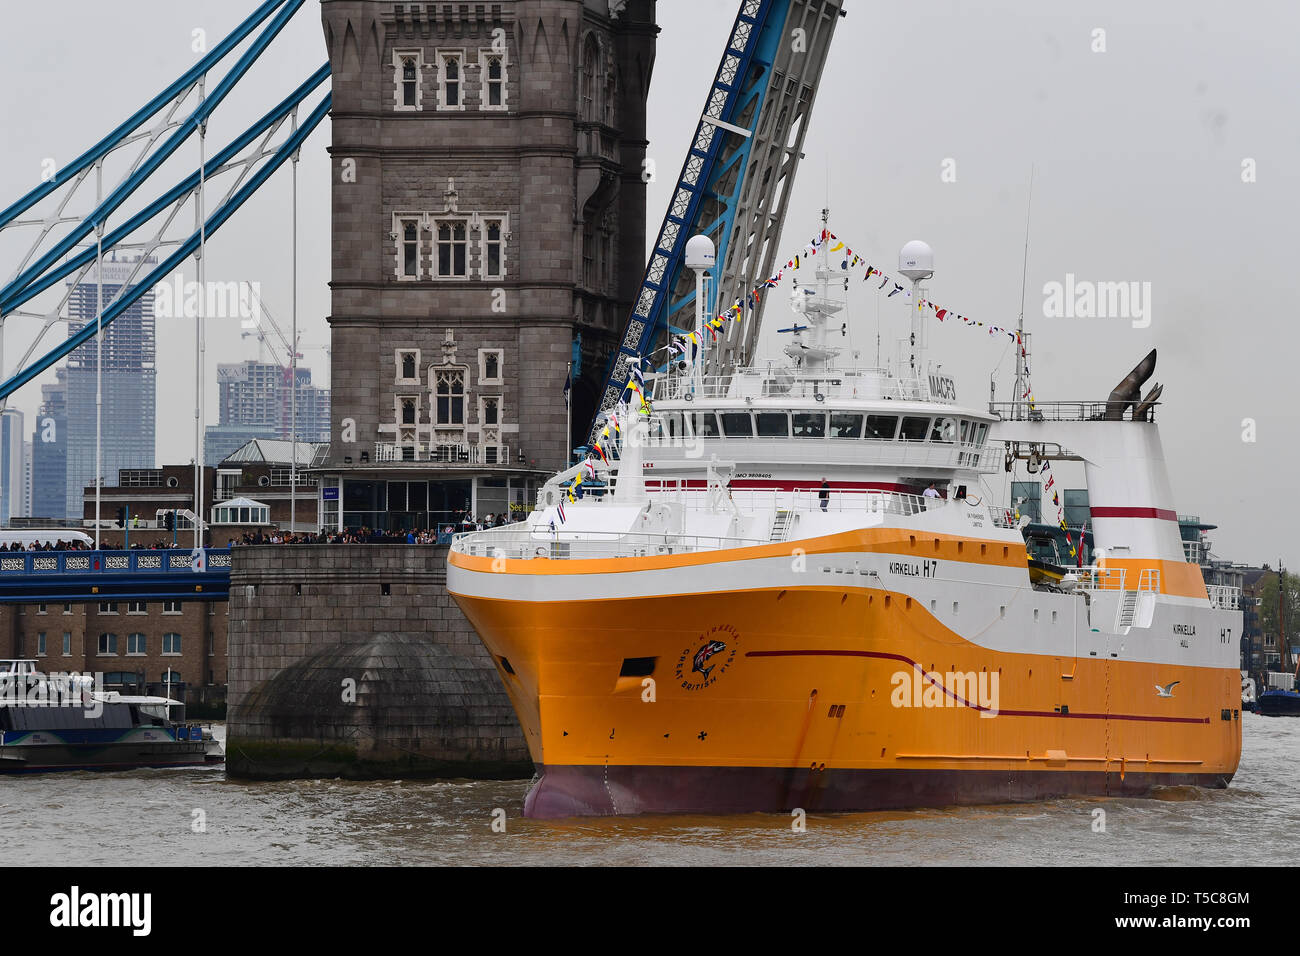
[315, 0, 657, 531]
[0, 442, 332, 712]
[1, 598, 227, 715]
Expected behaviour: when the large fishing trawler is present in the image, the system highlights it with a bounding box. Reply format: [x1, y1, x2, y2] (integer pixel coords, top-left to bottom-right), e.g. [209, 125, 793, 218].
[447, 228, 1243, 817]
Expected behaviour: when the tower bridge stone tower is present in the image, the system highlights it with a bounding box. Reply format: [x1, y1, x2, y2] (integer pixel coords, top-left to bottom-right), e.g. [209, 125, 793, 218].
[318, 0, 656, 531]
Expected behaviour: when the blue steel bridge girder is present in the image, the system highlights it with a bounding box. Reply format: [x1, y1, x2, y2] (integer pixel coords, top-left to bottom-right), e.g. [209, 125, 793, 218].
[0, 550, 231, 605]
[0, 90, 331, 403]
[0, 0, 306, 311]
[0, 0, 294, 233]
[0, 64, 332, 318]
[590, 0, 846, 441]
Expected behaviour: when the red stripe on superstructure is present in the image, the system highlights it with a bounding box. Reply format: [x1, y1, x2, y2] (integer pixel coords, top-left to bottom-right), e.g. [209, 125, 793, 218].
[644, 479, 913, 493]
[1089, 507, 1178, 521]
[745, 649, 1210, 725]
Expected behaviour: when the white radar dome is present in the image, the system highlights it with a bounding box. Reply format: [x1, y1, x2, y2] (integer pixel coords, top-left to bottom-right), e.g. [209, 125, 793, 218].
[684, 234, 716, 271]
[899, 239, 934, 281]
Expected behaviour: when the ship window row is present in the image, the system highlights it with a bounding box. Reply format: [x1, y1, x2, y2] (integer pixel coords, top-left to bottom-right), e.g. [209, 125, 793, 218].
[653, 411, 989, 445]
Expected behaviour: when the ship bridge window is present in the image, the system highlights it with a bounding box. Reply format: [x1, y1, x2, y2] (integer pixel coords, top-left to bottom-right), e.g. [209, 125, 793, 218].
[756, 412, 789, 437]
[930, 417, 958, 443]
[792, 412, 826, 438]
[719, 412, 753, 437]
[900, 416, 931, 442]
[692, 412, 721, 438]
[830, 412, 863, 438]
[661, 412, 685, 439]
[865, 415, 899, 440]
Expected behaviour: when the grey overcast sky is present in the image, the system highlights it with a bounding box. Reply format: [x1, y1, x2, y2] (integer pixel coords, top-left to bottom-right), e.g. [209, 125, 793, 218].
[0, 1, 1296, 566]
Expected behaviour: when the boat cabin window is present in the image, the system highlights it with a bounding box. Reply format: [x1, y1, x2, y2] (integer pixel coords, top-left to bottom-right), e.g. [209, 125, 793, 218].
[719, 412, 753, 437]
[930, 417, 958, 443]
[975, 423, 988, 445]
[865, 415, 898, 440]
[960, 420, 973, 443]
[755, 412, 789, 437]
[899, 416, 931, 442]
[830, 412, 863, 439]
[661, 412, 685, 439]
[792, 412, 826, 438]
[692, 412, 721, 438]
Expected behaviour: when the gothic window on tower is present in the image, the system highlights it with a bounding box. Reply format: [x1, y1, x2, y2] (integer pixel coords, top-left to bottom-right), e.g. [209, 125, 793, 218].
[394, 51, 423, 111]
[580, 35, 601, 123]
[481, 396, 501, 427]
[480, 217, 507, 278]
[438, 52, 464, 110]
[435, 219, 468, 278]
[583, 226, 596, 288]
[395, 216, 425, 280]
[480, 51, 507, 110]
[400, 397, 417, 425]
[604, 66, 617, 127]
[435, 370, 466, 426]
[478, 349, 503, 385]
[397, 350, 420, 383]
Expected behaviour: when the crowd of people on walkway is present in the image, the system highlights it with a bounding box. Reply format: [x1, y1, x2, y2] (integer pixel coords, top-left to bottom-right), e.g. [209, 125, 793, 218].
[3, 509, 520, 553]
[226, 510, 516, 547]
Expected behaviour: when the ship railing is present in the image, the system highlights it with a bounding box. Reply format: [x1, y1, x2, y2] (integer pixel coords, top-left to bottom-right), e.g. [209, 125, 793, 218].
[451, 528, 768, 561]
[643, 484, 1018, 529]
[1206, 584, 1241, 610]
[987, 400, 1159, 423]
[649, 365, 954, 404]
[1074, 567, 1163, 593]
[1075, 567, 1127, 591]
[643, 432, 998, 468]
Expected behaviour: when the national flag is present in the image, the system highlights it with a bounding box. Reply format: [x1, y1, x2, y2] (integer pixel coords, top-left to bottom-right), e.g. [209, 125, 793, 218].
[562, 370, 571, 408]
[557, 499, 566, 523]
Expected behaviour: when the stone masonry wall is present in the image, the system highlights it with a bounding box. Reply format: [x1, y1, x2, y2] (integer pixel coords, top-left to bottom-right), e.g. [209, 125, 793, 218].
[226, 543, 530, 779]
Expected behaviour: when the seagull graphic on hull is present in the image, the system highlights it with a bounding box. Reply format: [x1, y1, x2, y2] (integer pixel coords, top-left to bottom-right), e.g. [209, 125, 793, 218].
[1155, 681, 1181, 698]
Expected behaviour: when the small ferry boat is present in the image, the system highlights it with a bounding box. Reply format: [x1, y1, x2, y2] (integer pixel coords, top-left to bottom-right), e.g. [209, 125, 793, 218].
[447, 228, 1243, 817]
[0, 660, 223, 772]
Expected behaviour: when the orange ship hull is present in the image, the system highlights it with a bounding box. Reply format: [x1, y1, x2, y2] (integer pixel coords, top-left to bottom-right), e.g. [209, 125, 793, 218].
[450, 575, 1243, 817]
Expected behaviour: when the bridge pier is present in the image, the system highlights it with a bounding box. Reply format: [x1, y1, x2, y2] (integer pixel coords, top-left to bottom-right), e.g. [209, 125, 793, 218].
[226, 544, 531, 780]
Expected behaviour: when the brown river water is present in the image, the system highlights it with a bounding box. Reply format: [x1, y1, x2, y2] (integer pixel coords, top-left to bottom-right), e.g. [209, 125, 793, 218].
[3, 713, 1297, 866]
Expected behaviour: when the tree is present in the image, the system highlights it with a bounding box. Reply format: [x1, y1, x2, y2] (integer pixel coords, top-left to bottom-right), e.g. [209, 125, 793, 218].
[1257, 571, 1300, 660]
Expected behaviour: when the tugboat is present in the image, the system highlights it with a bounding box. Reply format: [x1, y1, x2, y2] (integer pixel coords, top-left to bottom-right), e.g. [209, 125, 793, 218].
[0, 660, 223, 772]
[448, 228, 1243, 817]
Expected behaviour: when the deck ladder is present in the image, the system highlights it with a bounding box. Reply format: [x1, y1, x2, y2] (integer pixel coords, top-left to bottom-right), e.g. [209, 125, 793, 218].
[769, 510, 793, 542]
[1115, 590, 1140, 630]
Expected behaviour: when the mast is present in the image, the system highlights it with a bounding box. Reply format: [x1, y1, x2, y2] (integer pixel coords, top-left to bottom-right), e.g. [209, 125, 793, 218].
[1281, 561, 1294, 681]
[1013, 165, 1034, 421]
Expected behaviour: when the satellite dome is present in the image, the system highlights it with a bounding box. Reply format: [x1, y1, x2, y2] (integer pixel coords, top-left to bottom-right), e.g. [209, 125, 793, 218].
[685, 234, 716, 271]
[899, 239, 934, 280]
